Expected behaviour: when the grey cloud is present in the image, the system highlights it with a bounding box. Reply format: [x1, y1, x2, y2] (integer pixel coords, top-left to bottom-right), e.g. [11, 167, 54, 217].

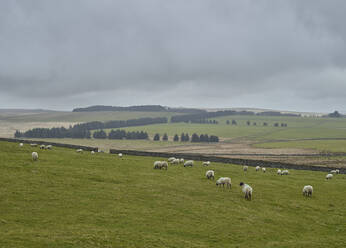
[0, 0, 346, 112]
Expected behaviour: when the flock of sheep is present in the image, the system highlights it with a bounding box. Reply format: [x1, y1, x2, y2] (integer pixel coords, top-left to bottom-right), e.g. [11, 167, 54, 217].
[21, 142, 341, 200]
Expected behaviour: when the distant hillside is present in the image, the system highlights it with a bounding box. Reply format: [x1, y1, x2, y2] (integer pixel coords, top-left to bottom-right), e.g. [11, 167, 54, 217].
[72, 105, 206, 114]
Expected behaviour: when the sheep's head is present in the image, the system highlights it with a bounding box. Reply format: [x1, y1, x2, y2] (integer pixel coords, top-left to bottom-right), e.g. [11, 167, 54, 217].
[239, 182, 244, 186]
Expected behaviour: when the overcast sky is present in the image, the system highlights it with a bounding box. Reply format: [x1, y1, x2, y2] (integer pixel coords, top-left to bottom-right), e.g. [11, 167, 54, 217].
[0, 0, 345, 112]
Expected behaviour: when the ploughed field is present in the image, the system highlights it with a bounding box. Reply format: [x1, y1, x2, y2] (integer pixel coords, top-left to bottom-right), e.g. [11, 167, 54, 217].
[0, 141, 345, 248]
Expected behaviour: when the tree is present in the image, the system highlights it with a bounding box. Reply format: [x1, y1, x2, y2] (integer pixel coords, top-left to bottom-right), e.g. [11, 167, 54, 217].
[180, 133, 185, 142]
[14, 130, 22, 138]
[162, 133, 168, 141]
[173, 134, 179, 142]
[232, 120, 237, 125]
[93, 130, 107, 139]
[191, 133, 200, 142]
[253, 122, 257, 126]
[263, 122, 268, 126]
[246, 121, 251, 126]
[328, 111, 341, 118]
[274, 123, 279, 127]
[209, 135, 219, 142]
[226, 120, 230, 125]
[153, 133, 160, 141]
[185, 133, 190, 142]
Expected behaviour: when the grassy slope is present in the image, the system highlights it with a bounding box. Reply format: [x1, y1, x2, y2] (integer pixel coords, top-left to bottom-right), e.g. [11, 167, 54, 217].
[0, 141, 345, 248]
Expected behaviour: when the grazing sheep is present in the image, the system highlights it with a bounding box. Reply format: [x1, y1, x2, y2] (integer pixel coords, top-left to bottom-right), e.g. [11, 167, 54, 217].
[330, 170, 337, 174]
[91, 151, 95, 154]
[302, 185, 313, 197]
[40, 145, 45, 149]
[45, 145, 52, 150]
[262, 167, 266, 173]
[19, 143, 23, 147]
[255, 166, 261, 171]
[206, 170, 215, 180]
[180, 158, 184, 163]
[171, 158, 180, 165]
[277, 169, 282, 175]
[76, 149, 83, 153]
[243, 166, 248, 172]
[184, 160, 194, 167]
[153, 161, 162, 169]
[32, 152, 38, 161]
[216, 177, 231, 188]
[118, 153, 123, 158]
[240, 182, 253, 200]
[30, 143, 38, 147]
[335, 169, 340, 174]
[281, 170, 289, 175]
[168, 157, 176, 163]
[326, 174, 333, 180]
[161, 161, 168, 170]
[203, 161, 211, 166]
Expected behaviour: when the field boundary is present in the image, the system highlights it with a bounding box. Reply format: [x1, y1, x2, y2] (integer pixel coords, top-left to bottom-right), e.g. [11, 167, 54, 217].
[109, 149, 345, 173]
[0, 137, 98, 152]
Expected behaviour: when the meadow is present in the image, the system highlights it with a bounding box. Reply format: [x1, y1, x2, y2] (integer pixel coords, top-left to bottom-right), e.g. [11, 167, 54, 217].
[0, 141, 345, 247]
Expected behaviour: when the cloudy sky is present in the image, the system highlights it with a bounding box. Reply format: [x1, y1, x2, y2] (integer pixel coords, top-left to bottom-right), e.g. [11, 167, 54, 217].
[0, 0, 345, 112]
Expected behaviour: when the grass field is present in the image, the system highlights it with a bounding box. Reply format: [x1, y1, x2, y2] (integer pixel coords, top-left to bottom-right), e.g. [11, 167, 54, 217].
[1, 141, 345, 247]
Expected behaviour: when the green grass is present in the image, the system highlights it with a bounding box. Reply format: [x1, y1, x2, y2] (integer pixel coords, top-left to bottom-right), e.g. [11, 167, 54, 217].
[0, 111, 182, 123]
[0, 141, 345, 247]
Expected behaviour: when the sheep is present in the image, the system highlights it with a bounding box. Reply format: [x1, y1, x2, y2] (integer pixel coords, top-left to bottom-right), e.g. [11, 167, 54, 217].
[76, 149, 83, 153]
[302, 185, 313, 197]
[335, 169, 340, 174]
[206, 170, 215, 180]
[243, 166, 248, 172]
[168, 157, 176, 163]
[216, 177, 231, 188]
[203, 161, 211, 166]
[45, 145, 52, 150]
[118, 153, 123, 158]
[255, 166, 260, 171]
[180, 158, 184, 163]
[161, 161, 168, 170]
[326, 174, 333, 180]
[30, 143, 38, 147]
[19, 143, 23, 147]
[153, 161, 162, 169]
[330, 170, 337, 174]
[281, 170, 289, 175]
[40, 145, 45, 149]
[91, 151, 95, 154]
[171, 158, 180, 165]
[240, 182, 253, 200]
[262, 167, 266, 173]
[32, 152, 38, 161]
[277, 169, 282, 175]
[184, 160, 194, 167]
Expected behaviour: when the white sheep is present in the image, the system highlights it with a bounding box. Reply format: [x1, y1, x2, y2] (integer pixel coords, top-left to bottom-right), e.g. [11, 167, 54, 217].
[277, 169, 282, 175]
[203, 161, 211, 166]
[19, 143, 23, 147]
[180, 158, 184, 163]
[281, 170, 289, 175]
[91, 151, 95, 154]
[76, 149, 83, 153]
[335, 169, 340, 174]
[240, 182, 253, 200]
[216, 177, 231, 188]
[302, 185, 313, 197]
[45, 145, 52, 150]
[171, 158, 180, 165]
[206, 170, 215, 180]
[161, 161, 168, 170]
[243, 166, 248, 172]
[118, 153, 123, 158]
[30, 143, 38, 147]
[330, 170, 337, 174]
[262, 167, 266, 173]
[255, 166, 261, 171]
[153, 161, 162, 169]
[40, 145, 45, 149]
[168, 157, 176, 162]
[184, 160, 194, 167]
[326, 174, 333, 180]
[32, 152, 38, 161]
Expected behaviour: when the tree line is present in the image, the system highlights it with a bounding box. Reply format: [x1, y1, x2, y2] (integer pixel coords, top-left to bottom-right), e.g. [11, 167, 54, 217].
[93, 129, 149, 140]
[153, 133, 219, 143]
[14, 117, 167, 139]
[226, 120, 288, 127]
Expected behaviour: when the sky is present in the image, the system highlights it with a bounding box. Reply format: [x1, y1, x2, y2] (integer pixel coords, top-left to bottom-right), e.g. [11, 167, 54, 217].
[0, 0, 346, 113]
